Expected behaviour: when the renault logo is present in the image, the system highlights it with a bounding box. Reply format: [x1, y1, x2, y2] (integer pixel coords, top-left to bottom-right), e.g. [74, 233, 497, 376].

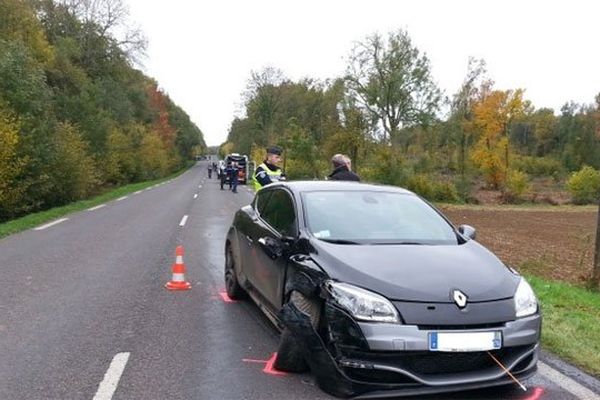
[452, 289, 468, 309]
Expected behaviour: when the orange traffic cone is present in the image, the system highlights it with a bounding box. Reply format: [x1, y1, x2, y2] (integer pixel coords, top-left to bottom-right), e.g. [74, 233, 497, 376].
[165, 245, 192, 291]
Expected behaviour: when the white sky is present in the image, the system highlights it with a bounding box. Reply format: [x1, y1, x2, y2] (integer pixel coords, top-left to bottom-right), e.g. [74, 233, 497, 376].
[126, 0, 600, 146]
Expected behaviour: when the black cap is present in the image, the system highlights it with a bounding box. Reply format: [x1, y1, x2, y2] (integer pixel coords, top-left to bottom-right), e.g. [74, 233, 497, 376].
[266, 145, 283, 156]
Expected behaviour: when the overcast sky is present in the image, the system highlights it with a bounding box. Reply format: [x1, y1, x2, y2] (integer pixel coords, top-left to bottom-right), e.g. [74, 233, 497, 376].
[126, 0, 600, 146]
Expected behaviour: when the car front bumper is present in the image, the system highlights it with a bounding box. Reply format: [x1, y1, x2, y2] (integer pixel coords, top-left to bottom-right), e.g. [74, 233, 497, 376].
[280, 301, 541, 398]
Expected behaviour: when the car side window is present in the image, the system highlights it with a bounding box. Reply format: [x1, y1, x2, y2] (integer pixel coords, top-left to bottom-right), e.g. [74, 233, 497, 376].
[259, 189, 296, 236]
[255, 190, 272, 216]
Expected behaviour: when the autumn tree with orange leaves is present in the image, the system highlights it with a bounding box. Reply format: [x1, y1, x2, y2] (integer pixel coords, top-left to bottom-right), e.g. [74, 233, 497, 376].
[471, 89, 529, 188]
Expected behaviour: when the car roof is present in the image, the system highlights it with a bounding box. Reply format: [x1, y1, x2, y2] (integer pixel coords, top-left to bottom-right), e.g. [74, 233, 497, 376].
[267, 180, 415, 195]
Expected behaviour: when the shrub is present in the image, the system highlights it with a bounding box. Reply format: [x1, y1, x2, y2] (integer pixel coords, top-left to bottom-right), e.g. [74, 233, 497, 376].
[512, 156, 564, 177]
[503, 169, 530, 203]
[407, 174, 460, 202]
[566, 166, 600, 204]
[454, 175, 474, 202]
[407, 174, 435, 199]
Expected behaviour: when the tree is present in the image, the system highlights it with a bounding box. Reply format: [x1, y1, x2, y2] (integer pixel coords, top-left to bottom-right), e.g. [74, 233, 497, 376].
[471, 89, 527, 188]
[244, 67, 286, 144]
[449, 57, 493, 175]
[58, 0, 147, 63]
[0, 0, 54, 63]
[48, 122, 98, 204]
[0, 104, 26, 221]
[531, 108, 558, 156]
[345, 29, 441, 144]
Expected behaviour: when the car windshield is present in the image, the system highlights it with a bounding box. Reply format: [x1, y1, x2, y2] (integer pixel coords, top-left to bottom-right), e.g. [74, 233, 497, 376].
[302, 191, 458, 245]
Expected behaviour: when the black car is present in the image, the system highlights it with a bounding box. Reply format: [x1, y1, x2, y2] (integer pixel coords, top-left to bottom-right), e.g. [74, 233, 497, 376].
[225, 181, 541, 398]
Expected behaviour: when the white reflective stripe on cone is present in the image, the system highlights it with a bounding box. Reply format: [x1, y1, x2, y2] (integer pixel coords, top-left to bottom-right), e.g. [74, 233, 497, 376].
[176, 256, 183, 264]
[172, 273, 186, 282]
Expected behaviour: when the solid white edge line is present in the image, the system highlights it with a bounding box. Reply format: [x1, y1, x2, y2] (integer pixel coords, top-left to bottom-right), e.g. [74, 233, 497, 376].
[92, 352, 130, 400]
[88, 204, 106, 211]
[193, 194, 198, 199]
[179, 215, 188, 227]
[538, 362, 598, 399]
[115, 196, 128, 202]
[34, 217, 69, 231]
[133, 190, 142, 195]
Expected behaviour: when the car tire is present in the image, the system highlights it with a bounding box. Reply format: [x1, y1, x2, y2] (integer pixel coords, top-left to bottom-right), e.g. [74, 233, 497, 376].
[273, 291, 321, 373]
[225, 244, 246, 299]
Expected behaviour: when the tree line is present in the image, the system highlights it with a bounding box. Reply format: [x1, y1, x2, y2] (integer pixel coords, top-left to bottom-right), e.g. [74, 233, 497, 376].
[0, 0, 205, 222]
[221, 30, 600, 204]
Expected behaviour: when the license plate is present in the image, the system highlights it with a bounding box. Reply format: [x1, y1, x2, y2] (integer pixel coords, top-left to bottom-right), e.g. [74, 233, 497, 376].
[429, 331, 502, 352]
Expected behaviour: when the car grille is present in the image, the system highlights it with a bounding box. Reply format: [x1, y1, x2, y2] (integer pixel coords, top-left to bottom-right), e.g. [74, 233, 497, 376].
[417, 322, 506, 330]
[342, 345, 532, 379]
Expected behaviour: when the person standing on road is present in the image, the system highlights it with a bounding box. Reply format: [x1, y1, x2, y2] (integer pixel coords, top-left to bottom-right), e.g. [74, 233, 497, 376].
[253, 146, 285, 191]
[230, 162, 239, 193]
[207, 164, 213, 179]
[328, 154, 360, 181]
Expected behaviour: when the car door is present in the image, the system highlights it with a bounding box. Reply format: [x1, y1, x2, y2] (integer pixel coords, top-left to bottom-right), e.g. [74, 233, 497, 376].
[241, 190, 272, 284]
[250, 188, 297, 311]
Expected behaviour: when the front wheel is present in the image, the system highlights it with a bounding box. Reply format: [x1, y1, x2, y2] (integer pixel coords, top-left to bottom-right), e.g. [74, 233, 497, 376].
[273, 291, 321, 372]
[225, 245, 246, 299]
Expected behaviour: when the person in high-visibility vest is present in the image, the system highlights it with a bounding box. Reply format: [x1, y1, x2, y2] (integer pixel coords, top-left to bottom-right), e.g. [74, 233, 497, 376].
[253, 146, 285, 191]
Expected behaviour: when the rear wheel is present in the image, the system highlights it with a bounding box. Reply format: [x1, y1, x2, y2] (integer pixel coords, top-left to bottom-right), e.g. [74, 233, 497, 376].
[225, 245, 246, 299]
[273, 291, 321, 372]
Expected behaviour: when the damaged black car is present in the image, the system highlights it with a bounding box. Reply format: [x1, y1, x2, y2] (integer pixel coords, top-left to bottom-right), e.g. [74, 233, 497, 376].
[225, 181, 541, 398]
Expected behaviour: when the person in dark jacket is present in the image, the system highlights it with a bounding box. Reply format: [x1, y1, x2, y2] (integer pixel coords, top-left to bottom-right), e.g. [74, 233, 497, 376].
[328, 154, 360, 181]
[230, 162, 239, 193]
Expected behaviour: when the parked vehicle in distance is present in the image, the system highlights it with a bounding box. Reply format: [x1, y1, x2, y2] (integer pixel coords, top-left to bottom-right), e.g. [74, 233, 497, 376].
[225, 153, 249, 184]
[225, 181, 541, 398]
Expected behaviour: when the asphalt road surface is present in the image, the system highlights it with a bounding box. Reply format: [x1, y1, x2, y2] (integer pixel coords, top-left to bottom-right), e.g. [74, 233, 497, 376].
[1, 162, 599, 400]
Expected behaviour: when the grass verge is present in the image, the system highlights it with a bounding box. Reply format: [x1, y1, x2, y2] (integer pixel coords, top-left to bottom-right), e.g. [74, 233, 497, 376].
[0, 165, 193, 240]
[527, 274, 600, 377]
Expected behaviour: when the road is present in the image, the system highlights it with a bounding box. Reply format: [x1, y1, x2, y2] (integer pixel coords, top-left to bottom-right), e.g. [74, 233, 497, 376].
[0, 162, 598, 400]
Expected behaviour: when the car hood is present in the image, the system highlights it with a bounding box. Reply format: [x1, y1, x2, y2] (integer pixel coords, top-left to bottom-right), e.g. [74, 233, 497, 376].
[309, 239, 520, 302]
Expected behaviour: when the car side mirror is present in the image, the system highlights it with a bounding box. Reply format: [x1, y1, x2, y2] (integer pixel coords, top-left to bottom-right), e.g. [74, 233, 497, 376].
[258, 237, 283, 259]
[458, 224, 476, 240]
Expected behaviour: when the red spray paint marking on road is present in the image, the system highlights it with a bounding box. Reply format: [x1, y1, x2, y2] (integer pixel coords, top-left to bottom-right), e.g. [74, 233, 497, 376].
[219, 291, 237, 303]
[521, 387, 544, 400]
[242, 353, 287, 376]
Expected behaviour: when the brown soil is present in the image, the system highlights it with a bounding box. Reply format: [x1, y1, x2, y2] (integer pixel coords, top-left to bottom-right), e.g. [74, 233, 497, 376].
[442, 206, 598, 284]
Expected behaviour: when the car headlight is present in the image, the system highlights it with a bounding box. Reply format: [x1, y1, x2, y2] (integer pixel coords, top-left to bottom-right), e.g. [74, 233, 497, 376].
[327, 281, 400, 323]
[514, 278, 538, 318]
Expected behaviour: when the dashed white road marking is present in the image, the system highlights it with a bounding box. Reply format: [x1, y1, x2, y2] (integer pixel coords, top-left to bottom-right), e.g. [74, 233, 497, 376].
[92, 352, 130, 400]
[133, 190, 142, 195]
[193, 194, 198, 199]
[538, 362, 598, 399]
[34, 218, 69, 231]
[179, 215, 189, 227]
[88, 204, 106, 211]
[115, 196, 128, 202]
[198, 185, 202, 188]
